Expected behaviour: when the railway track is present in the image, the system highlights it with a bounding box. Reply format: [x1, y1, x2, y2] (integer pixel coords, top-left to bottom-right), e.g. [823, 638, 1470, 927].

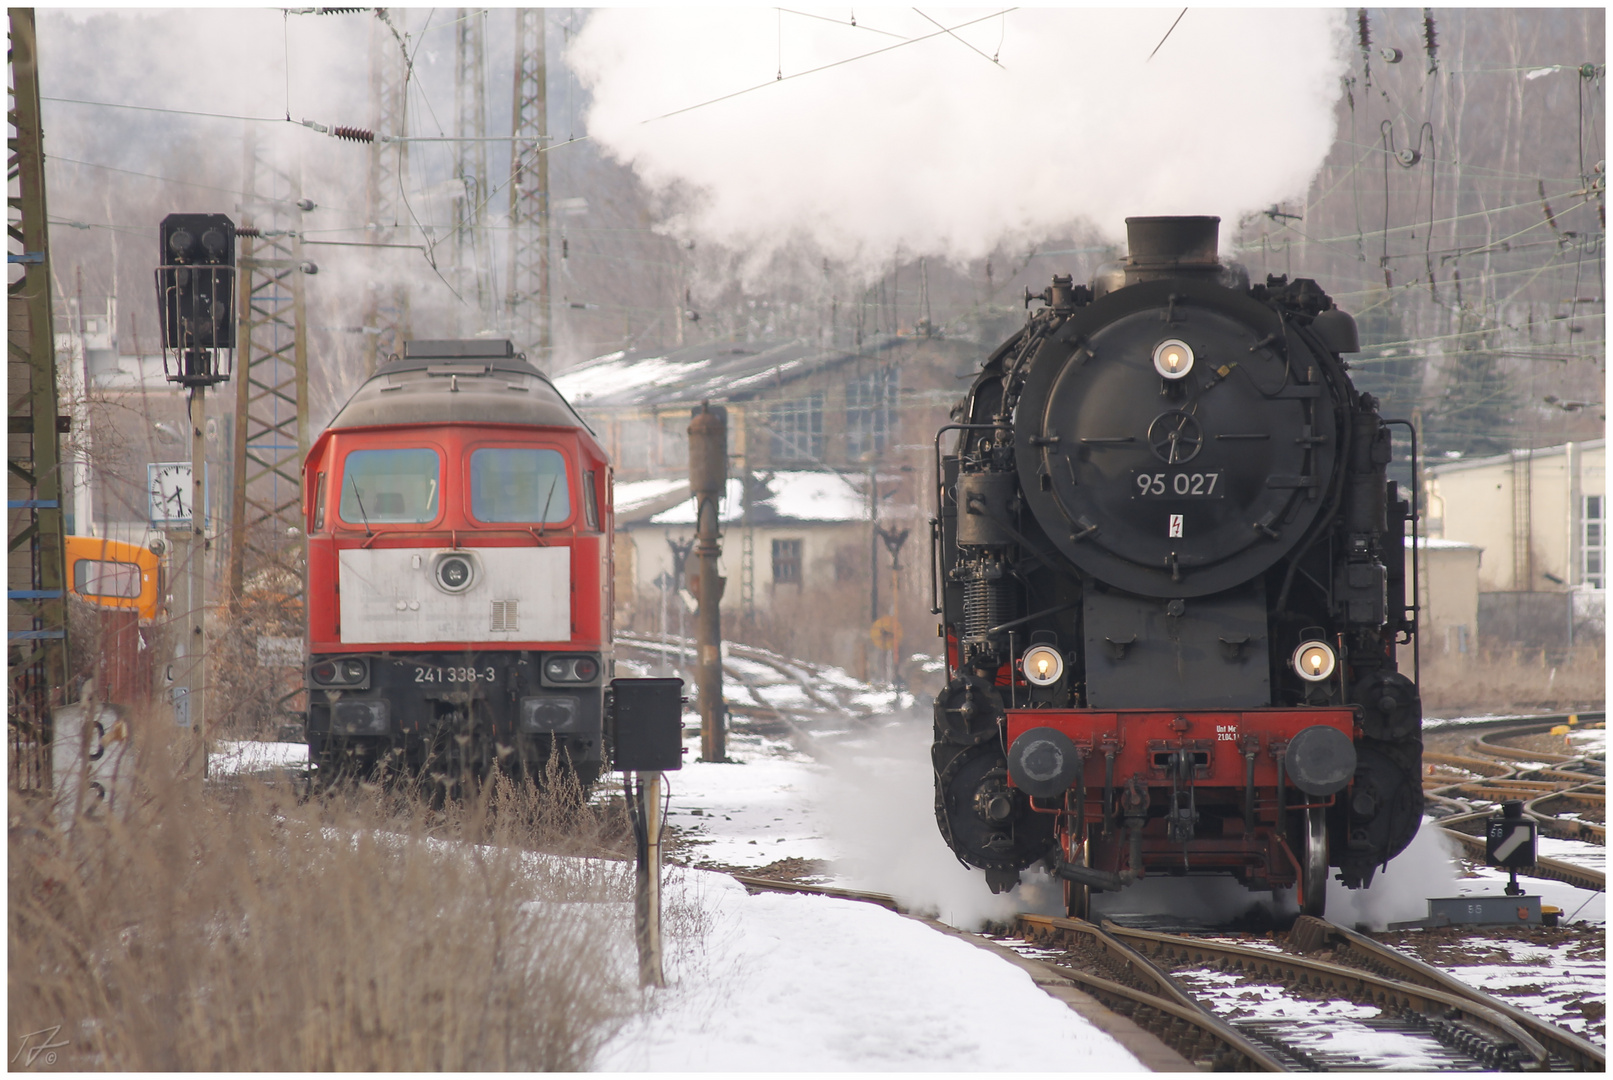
[1423, 712, 1605, 893]
[728, 874, 1603, 1071]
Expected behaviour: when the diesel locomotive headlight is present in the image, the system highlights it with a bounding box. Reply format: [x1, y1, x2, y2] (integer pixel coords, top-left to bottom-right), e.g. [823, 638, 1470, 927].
[1292, 640, 1337, 683]
[1153, 338, 1195, 379]
[331, 700, 389, 735]
[520, 696, 583, 733]
[431, 551, 476, 593]
[1022, 645, 1065, 687]
[542, 654, 600, 684]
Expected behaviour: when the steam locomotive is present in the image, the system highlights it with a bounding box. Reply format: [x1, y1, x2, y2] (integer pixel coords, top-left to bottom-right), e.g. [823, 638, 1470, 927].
[931, 217, 1422, 917]
[301, 339, 613, 787]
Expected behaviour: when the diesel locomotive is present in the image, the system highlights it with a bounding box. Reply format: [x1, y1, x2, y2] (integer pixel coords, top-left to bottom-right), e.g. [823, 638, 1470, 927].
[301, 339, 613, 786]
[931, 217, 1423, 917]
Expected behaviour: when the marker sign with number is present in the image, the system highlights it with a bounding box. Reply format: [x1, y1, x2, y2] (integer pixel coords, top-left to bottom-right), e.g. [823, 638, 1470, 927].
[1485, 818, 1537, 868]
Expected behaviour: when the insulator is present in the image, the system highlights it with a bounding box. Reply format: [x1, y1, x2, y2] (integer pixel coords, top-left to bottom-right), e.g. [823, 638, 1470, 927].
[236, 226, 262, 238]
[314, 7, 366, 13]
[332, 125, 374, 143]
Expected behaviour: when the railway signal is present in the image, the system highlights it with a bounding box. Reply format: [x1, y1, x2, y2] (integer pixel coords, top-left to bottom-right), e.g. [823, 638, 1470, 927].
[1485, 800, 1538, 897]
[155, 212, 237, 776]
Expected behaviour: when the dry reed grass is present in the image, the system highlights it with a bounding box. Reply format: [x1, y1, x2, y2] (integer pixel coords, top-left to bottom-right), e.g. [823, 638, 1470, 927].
[1419, 644, 1605, 715]
[10, 716, 644, 1071]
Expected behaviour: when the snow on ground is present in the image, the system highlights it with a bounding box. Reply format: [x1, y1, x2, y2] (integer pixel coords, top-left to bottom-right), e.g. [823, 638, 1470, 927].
[210, 739, 307, 775]
[1421, 935, 1606, 1042]
[661, 732, 838, 869]
[208, 649, 1604, 1067]
[598, 868, 1146, 1072]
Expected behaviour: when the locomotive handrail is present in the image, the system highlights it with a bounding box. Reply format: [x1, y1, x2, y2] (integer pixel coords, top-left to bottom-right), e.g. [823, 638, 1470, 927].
[1382, 418, 1420, 688]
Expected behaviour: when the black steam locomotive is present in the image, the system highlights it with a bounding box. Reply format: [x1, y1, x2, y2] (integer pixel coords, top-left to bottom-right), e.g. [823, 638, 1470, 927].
[931, 217, 1422, 917]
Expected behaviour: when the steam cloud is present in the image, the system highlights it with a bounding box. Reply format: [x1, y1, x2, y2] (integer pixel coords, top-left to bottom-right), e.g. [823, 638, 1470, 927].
[819, 714, 1064, 929]
[569, 8, 1350, 277]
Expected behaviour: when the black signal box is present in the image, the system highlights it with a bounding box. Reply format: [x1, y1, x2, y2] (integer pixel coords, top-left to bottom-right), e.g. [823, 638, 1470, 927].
[610, 678, 684, 772]
[1485, 804, 1538, 869]
[158, 212, 236, 354]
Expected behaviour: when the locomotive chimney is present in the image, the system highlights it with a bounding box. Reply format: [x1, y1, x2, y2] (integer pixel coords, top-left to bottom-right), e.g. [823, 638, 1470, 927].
[1122, 215, 1221, 286]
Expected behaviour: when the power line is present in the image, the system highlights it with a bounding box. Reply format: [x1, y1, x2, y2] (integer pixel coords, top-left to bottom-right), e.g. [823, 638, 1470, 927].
[646, 8, 1016, 124]
[41, 95, 285, 123]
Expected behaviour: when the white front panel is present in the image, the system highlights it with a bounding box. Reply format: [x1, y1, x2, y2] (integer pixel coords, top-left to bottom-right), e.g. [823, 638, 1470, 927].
[339, 546, 570, 644]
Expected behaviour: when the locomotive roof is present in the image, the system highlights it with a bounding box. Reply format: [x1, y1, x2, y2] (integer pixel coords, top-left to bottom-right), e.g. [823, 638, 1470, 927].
[325, 339, 594, 433]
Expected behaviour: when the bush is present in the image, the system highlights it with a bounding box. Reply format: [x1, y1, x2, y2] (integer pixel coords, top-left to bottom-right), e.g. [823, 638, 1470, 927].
[10, 719, 640, 1070]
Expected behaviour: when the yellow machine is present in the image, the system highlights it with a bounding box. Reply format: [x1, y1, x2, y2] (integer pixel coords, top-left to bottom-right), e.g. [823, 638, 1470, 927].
[64, 536, 161, 622]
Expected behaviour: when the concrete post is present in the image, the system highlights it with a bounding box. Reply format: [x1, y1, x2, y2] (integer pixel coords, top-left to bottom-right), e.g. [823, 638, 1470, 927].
[688, 403, 727, 762]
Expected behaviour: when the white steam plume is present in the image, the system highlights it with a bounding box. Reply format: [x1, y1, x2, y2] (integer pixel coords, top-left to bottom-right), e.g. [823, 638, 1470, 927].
[568, 8, 1349, 277]
[818, 714, 1065, 929]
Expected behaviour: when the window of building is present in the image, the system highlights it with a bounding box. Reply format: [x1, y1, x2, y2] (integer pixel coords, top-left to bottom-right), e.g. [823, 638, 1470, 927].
[1584, 494, 1604, 588]
[618, 419, 654, 471]
[340, 448, 440, 524]
[769, 394, 824, 463]
[846, 368, 898, 459]
[659, 415, 689, 469]
[469, 447, 571, 523]
[772, 538, 803, 584]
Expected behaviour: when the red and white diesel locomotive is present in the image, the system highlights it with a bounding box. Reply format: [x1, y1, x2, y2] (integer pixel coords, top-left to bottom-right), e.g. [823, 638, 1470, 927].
[301, 339, 613, 785]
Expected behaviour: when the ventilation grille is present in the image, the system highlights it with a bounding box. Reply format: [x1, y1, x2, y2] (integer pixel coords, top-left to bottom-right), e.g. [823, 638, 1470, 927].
[490, 600, 519, 632]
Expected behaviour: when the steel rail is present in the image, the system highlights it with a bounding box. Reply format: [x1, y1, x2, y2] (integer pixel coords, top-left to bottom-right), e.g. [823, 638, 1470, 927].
[1100, 921, 1550, 1069]
[729, 873, 901, 911]
[1292, 916, 1607, 1073]
[1423, 711, 1605, 736]
[1524, 786, 1606, 843]
[1015, 914, 1289, 1071]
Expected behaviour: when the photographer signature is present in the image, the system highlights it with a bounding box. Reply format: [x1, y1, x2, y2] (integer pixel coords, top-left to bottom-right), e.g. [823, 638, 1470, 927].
[12, 1026, 68, 1068]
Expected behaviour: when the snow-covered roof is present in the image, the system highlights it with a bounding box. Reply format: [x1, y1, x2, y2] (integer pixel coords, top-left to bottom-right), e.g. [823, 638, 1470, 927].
[552, 335, 908, 411]
[614, 477, 689, 518]
[621, 470, 872, 527]
[1417, 536, 1481, 550]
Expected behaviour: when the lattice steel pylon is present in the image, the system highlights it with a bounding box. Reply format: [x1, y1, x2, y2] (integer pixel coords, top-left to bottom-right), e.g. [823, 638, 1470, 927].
[228, 123, 310, 608]
[453, 8, 491, 332]
[8, 7, 68, 792]
[506, 8, 551, 362]
[363, 7, 411, 375]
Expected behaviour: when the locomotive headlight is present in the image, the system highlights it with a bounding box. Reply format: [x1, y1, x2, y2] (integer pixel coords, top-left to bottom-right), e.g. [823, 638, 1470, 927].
[1022, 645, 1065, 686]
[1292, 640, 1337, 683]
[431, 551, 477, 594]
[1153, 338, 1195, 380]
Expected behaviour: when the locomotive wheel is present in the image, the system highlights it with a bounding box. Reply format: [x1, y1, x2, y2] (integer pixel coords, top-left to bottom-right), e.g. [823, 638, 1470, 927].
[934, 742, 1057, 874]
[1301, 806, 1328, 917]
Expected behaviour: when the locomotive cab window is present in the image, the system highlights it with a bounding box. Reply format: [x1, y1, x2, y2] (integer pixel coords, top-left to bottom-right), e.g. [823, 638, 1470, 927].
[339, 448, 440, 525]
[582, 470, 599, 530]
[470, 447, 571, 523]
[312, 471, 326, 533]
[73, 559, 142, 599]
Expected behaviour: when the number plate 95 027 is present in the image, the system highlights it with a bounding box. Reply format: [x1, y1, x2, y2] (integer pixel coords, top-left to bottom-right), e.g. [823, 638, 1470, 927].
[1132, 471, 1224, 498]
